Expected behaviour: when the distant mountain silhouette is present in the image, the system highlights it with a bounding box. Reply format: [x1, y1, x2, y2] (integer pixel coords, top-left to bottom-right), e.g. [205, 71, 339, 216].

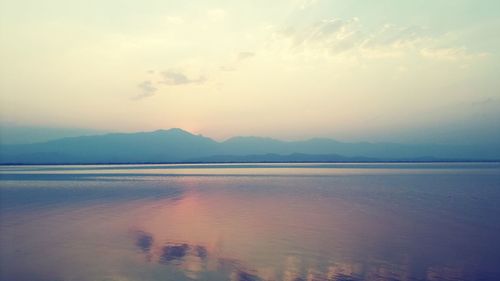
[0, 128, 498, 164]
[185, 153, 379, 163]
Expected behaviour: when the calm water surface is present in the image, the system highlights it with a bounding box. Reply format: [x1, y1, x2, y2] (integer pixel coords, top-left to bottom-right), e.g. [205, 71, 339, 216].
[1, 163, 500, 281]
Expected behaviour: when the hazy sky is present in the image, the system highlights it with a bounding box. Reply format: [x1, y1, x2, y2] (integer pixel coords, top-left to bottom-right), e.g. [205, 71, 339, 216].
[1, 0, 499, 144]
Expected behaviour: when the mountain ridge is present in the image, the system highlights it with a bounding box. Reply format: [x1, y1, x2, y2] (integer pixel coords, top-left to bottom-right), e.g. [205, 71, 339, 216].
[1, 128, 498, 164]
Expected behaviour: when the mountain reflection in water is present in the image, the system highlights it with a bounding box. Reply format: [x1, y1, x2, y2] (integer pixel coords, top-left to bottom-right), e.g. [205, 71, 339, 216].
[131, 228, 485, 281]
[1, 164, 500, 281]
[133, 231, 372, 281]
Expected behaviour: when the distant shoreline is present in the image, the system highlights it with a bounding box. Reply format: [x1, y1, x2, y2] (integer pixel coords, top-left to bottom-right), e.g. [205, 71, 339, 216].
[1, 160, 499, 166]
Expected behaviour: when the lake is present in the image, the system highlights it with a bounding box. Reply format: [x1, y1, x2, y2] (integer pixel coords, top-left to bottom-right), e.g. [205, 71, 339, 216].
[1, 163, 500, 281]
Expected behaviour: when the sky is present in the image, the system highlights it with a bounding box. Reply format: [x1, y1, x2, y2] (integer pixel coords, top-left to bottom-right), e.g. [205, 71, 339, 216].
[1, 0, 499, 145]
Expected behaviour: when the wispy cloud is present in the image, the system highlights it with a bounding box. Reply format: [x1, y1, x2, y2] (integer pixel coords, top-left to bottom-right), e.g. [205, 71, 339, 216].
[286, 18, 360, 48]
[420, 47, 487, 61]
[237, 51, 255, 61]
[134, 69, 207, 99]
[362, 24, 424, 49]
[161, 70, 206, 85]
[272, 18, 486, 61]
[294, 0, 320, 10]
[134, 80, 157, 99]
[220, 51, 256, 71]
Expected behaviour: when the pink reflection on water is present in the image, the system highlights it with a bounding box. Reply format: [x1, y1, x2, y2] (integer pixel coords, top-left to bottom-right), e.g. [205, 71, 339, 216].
[124, 177, 477, 281]
[2, 174, 496, 281]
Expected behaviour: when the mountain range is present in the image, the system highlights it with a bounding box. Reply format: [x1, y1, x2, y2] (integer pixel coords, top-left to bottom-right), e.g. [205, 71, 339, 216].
[0, 128, 498, 164]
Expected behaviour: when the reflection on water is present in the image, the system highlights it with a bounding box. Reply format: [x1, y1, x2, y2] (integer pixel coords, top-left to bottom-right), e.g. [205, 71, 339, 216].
[1, 163, 500, 281]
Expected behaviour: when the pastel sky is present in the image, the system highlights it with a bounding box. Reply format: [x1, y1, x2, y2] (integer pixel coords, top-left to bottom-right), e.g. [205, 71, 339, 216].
[1, 0, 499, 144]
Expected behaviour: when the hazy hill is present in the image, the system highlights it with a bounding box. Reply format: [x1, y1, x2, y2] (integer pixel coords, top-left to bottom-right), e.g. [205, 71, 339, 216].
[0, 128, 498, 164]
[0, 129, 218, 164]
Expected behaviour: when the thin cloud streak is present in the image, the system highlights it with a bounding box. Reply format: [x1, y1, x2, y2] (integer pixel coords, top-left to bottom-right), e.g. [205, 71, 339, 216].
[161, 70, 206, 86]
[272, 18, 487, 60]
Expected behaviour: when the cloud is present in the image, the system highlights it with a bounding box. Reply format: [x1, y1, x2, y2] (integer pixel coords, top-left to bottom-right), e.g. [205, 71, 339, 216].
[272, 18, 485, 61]
[276, 18, 424, 57]
[219, 65, 237, 72]
[161, 70, 206, 85]
[133, 69, 207, 99]
[237, 52, 255, 61]
[277, 18, 362, 55]
[220, 51, 256, 71]
[135, 80, 157, 99]
[362, 24, 424, 49]
[420, 47, 487, 61]
[294, 0, 320, 10]
[468, 97, 500, 107]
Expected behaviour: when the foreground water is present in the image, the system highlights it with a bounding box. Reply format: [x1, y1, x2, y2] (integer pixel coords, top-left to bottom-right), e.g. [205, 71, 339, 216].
[1, 163, 500, 281]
